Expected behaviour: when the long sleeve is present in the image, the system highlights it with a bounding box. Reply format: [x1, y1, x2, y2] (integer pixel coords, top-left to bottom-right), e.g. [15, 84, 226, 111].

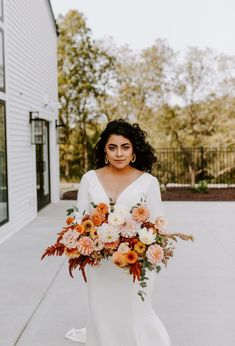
[77, 173, 91, 215]
[145, 176, 164, 222]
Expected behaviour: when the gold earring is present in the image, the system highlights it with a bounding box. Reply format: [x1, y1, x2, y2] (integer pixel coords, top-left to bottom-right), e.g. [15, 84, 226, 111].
[105, 156, 109, 165]
[131, 153, 136, 163]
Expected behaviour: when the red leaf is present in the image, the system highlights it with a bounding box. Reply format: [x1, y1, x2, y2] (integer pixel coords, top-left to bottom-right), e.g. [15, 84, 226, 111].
[41, 243, 65, 260]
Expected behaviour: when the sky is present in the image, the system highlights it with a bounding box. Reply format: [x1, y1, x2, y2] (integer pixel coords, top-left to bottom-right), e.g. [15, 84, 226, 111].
[50, 0, 235, 56]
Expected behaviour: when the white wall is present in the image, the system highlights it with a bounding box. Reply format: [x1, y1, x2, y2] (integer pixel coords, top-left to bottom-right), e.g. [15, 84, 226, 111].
[0, 0, 59, 243]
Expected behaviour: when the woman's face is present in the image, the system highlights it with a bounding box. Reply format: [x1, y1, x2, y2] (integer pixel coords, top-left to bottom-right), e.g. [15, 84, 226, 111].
[104, 134, 134, 170]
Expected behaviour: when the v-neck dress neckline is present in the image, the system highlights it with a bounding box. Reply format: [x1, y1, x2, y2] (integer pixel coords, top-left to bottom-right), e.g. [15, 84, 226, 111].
[92, 169, 146, 204]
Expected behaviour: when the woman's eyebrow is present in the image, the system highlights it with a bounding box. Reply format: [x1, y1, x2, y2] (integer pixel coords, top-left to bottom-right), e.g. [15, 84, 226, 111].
[107, 143, 130, 146]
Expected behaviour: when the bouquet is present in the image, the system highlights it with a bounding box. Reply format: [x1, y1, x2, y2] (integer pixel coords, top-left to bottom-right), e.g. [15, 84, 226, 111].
[41, 199, 194, 301]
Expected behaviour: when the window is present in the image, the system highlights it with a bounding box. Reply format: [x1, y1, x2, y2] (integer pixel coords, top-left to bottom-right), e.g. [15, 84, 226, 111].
[0, 28, 5, 91]
[0, 100, 8, 225]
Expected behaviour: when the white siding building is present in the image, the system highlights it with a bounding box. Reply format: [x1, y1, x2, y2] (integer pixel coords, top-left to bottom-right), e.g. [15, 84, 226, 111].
[0, 0, 60, 243]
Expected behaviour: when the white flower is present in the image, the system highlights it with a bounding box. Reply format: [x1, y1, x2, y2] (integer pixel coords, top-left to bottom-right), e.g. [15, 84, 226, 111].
[60, 229, 79, 249]
[92, 238, 104, 251]
[108, 210, 125, 226]
[138, 227, 156, 245]
[118, 242, 130, 253]
[97, 223, 120, 243]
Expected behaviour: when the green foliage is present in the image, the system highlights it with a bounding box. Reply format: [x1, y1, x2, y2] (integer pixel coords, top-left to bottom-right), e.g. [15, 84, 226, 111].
[191, 180, 209, 193]
[57, 10, 117, 179]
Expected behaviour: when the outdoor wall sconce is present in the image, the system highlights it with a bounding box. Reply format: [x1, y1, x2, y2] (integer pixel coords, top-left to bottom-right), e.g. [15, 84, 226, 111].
[29, 111, 45, 145]
[55, 119, 66, 144]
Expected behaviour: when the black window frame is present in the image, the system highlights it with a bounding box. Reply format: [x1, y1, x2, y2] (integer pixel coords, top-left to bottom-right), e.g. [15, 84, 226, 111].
[0, 99, 8, 226]
[0, 28, 5, 92]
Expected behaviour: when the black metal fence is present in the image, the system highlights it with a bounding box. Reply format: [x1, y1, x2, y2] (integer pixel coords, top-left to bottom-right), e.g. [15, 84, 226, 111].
[153, 147, 235, 188]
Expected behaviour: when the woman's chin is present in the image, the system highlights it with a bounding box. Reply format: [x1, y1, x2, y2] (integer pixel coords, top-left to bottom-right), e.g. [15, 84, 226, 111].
[111, 161, 128, 169]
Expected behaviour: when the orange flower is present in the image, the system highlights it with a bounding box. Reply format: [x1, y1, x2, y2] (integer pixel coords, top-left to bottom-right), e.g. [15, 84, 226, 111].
[104, 240, 120, 251]
[112, 252, 128, 268]
[132, 206, 150, 222]
[82, 220, 94, 232]
[91, 212, 105, 226]
[65, 248, 80, 258]
[134, 241, 146, 256]
[66, 216, 75, 225]
[124, 250, 138, 264]
[90, 228, 99, 239]
[96, 203, 109, 215]
[75, 224, 85, 234]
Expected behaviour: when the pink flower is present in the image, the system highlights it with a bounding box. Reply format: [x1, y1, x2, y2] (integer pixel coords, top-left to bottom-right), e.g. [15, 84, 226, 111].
[132, 206, 150, 222]
[154, 216, 168, 234]
[146, 244, 164, 266]
[77, 236, 94, 256]
[60, 229, 79, 249]
[120, 219, 138, 238]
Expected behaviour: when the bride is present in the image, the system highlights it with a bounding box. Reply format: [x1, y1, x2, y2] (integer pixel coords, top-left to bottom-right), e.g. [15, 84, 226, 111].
[65, 119, 171, 346]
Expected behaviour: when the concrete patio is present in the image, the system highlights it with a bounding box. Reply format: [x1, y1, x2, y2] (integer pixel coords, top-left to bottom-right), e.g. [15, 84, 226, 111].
[0, 200, 234, 346]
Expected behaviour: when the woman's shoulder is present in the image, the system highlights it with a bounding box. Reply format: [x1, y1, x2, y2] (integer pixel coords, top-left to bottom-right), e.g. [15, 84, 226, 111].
[80, 169, 95, 182]
[143, 172, 160, 183]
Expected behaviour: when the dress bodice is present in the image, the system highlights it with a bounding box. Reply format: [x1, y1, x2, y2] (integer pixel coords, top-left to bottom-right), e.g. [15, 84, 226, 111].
[77, 169, 164, 222]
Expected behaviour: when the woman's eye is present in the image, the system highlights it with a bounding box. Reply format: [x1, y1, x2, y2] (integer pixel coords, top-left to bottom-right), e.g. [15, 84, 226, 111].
[109, 147, 115, 151]
[123, 146, 130, 150]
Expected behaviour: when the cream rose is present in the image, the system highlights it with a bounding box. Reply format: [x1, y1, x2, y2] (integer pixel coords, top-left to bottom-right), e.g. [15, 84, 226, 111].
[108, 210, 125, 226]
[155, 216, 168, 234]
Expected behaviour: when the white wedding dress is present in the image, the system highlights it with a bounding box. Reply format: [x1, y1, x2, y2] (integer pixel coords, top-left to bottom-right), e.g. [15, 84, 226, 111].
[65, 170, 171, 346]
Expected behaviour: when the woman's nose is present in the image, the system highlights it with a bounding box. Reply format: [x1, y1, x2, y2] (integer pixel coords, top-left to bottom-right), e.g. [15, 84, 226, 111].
[116, 148, 123, 156]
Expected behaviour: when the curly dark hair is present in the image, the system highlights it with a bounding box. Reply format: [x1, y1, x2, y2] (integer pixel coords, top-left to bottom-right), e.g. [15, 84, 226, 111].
[94, 119, 157, 172]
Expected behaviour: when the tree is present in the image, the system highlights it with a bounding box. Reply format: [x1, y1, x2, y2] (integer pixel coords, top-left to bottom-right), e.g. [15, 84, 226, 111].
[99, 40, 175, 148]
[156, 47, 235, 184]
[57, 10, 116, 178]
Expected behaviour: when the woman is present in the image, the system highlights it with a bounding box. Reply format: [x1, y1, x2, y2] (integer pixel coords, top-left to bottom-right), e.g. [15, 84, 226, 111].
[65, 119, 171, 346]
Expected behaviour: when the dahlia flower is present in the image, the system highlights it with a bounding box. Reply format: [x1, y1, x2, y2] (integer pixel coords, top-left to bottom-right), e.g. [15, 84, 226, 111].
[97, 224, 120, 243]
[60, 229, 79, 249]
[120, 218, 139, 238]
[132, 206, 150, 222]
[77, 236, 94, 256]
[146, 244, 164, 266]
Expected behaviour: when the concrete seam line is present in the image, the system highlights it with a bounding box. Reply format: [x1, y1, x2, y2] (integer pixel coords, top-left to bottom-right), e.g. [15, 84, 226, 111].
[14, 259, 66, 345]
